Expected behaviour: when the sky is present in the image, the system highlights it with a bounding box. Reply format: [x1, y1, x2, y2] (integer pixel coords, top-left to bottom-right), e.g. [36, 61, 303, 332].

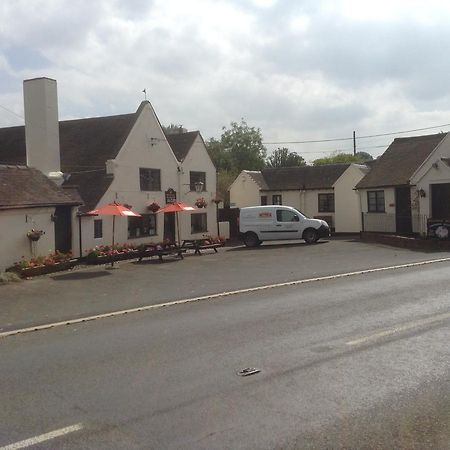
[1, 0, 450, 162]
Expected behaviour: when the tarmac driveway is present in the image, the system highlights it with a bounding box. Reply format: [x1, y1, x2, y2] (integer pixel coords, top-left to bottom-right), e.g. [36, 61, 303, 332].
[1, 236, 450, 333]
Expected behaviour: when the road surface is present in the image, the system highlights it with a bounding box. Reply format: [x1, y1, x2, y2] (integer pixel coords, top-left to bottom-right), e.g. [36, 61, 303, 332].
[1, 262, 450, 449]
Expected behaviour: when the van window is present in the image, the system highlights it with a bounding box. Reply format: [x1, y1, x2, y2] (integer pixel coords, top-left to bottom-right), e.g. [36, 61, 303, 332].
[276, 210, 299, 222]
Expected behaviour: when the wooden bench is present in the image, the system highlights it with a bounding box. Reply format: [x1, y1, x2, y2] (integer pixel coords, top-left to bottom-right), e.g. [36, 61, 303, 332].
[181, 240, 224, 255]
[137, 247, 186, 262]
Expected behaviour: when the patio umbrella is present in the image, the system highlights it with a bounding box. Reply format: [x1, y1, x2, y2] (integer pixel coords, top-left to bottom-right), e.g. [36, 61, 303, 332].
[157, 201, 197, 246]
[87, 202, 141, 263]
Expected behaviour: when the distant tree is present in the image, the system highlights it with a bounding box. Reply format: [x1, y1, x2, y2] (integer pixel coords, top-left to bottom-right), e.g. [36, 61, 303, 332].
[356, 151, 374, 161]
[163, 124, 187, 135]
[206, 119, 267, 174]
[313, 152, 371, 166]
[266, 147, 306, 168]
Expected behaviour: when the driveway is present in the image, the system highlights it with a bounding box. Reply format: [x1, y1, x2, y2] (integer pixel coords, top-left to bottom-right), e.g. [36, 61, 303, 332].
[1, 236, 450, 332]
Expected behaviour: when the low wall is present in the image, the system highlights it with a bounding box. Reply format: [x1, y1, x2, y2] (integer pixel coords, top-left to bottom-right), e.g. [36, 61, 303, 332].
[360, 232, 450, 251]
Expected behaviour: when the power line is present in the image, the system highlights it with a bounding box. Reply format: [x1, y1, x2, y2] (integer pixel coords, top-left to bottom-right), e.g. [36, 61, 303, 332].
[0, 104, 24, 121]
[263, 123, 450, 145]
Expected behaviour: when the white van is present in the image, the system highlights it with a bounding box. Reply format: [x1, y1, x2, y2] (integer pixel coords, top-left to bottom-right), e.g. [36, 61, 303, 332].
[239, 205, 330, 247]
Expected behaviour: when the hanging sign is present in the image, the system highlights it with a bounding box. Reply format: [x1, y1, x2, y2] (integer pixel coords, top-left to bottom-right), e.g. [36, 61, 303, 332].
[165, 188, 177, 204]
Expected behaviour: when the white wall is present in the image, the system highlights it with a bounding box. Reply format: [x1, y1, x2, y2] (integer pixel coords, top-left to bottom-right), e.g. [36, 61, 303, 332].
[333, 165, 367, 233]
[71, 106, 218, 256]
[229, 171, 261, 208]
[0, 207, 56, 272]
[359, 187, 396, 232]
[411, 134, 450, 229]
[178, 134, 218, 239]
[72, 102, 180, 256]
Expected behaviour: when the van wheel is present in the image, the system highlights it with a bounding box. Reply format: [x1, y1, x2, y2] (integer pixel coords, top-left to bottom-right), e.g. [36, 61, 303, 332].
[243, 232, 260, 248]
[303, 228, 318, 244]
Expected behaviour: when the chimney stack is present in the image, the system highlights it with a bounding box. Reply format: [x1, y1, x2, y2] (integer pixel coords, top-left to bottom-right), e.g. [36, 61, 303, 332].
[23, 77, 63, 184]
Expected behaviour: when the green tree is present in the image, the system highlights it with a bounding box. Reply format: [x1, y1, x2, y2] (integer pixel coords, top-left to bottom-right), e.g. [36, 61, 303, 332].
[206, 119, 267, 173]
[266, 147, 306, 168]
[162, 124, 187, 134]
[356, 151, 374, 161]
[312, 152, 372, 166]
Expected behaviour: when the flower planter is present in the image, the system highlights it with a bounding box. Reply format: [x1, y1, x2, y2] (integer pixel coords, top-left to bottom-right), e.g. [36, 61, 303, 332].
[10, 261, 76, 278]
[86, 250, 140, 265]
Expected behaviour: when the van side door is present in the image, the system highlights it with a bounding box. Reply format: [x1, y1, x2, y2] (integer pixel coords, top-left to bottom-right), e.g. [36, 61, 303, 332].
[274, 209, 302, 240]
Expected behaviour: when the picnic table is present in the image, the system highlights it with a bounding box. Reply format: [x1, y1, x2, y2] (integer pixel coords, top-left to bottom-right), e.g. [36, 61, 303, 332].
[181, 239, 224, 255]
[137, 245, 186, 262]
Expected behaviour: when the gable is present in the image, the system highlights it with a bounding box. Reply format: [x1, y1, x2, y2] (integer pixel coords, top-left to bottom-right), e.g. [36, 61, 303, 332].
[166, 131, 199, 162]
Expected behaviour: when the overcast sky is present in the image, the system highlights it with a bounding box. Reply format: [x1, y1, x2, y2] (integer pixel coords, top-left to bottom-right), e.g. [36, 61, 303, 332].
[1, 0, 450, 161]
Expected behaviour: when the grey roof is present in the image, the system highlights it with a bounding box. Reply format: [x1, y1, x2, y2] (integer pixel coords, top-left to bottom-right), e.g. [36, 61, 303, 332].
[260, 164, 351, 191]
[356, 133, 447, 189]
[245, 171, 268, 189]
[0, 103, 146, 211]
[165, 131, 199, 162]
[0, 165, 81, 210]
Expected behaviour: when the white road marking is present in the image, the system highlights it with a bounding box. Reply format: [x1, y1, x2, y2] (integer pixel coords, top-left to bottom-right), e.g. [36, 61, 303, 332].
[346, 311, 450, 346]
[0, 423, 83, 449]
[1, 256, 450, 339]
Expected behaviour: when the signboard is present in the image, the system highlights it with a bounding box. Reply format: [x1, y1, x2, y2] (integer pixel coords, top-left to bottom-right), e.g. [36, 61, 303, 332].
[259, 212, 272, 218]
[165, 188, 177, 204]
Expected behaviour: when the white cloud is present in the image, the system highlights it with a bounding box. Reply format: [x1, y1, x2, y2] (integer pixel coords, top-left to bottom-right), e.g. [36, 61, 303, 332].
[1, 0, 450, 162]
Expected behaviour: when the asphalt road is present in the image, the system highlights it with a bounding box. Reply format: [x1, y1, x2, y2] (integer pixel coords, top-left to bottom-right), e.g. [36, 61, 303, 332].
[1, 261, 450, 449]
[2, 237, 450, 332]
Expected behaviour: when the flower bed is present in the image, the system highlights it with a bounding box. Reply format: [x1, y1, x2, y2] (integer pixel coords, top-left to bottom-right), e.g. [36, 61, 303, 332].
[85, 243, 139, 264]
[7, 251, 75, 278]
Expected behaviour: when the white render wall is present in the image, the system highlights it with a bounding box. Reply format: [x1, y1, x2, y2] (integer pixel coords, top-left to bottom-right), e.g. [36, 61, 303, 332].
[359, 187, 396, 232]
[0, 207, 56, 272]
[229, 171, 261, 208]
[333, 165, 367, 233]
[71, 104, 218, 256]
[178, 134, 217, 239]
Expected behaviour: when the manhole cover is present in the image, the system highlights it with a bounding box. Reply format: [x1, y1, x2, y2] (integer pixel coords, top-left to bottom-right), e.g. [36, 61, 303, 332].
[237, 367, 261, 377]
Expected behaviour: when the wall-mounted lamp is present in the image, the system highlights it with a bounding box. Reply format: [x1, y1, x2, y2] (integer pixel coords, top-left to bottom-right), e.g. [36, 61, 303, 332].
[194, 181, 204, 193]
[418, 188, 426, 198]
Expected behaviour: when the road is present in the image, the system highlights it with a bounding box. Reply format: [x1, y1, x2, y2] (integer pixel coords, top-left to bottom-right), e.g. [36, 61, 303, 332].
[1, 261, 450, 449]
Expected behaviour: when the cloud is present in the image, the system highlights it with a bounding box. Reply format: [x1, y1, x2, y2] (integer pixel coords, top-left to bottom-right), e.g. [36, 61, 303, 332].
[1, 0, 450, 161]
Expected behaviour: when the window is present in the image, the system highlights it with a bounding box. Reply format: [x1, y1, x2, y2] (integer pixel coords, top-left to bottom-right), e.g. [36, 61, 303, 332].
[190, 171, 206, 191]
[94, 219, 103, 239]
[140, 168, 161, 191]
[128, 214, 157, 238]
[272, 195, 282, 205]
[367, 190, 385, 213]
[276, 209, 299, 222]
[318, 193, 335, 213]
[261, 196, 267, 205]
[191, 213, 207, 233]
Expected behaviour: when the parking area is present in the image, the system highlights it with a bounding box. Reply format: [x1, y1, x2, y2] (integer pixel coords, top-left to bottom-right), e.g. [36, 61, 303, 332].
[2, 236, 450, 332]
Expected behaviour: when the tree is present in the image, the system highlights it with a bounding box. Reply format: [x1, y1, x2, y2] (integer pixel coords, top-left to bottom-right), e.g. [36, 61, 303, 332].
[162, 124, 187, 135]
[266, 147, 306, 168]
[312, 152, 372, 166]
[356, 151, 373, 161]
[206, 119, 267, 174]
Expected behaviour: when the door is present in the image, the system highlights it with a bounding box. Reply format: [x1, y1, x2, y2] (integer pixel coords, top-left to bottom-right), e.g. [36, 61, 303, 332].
[54, 206, 72, 253]
[395, 187, 412, 234]
[272, 208, 301, 240]
[164, 212, 176, 242]
[431, 183, 450, 219]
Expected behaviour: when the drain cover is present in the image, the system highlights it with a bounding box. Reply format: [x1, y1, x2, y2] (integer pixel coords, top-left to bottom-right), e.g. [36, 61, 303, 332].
[237, 367, 261, 377]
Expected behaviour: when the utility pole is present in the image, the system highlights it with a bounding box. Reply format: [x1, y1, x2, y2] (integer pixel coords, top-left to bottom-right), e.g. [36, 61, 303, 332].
[353, 131, 356, 156]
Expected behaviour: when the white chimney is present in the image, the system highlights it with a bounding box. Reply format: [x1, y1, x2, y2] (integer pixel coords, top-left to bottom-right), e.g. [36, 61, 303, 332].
[24, 77, 63, 184]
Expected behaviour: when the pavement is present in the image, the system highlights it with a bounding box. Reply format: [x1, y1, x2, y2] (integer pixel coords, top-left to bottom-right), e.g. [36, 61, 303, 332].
[2, 236, 450, 333]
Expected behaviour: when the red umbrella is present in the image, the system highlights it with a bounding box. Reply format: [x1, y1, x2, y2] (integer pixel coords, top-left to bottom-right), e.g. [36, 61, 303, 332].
[87, 202, 141, 256]
[157, 201, 197, 245]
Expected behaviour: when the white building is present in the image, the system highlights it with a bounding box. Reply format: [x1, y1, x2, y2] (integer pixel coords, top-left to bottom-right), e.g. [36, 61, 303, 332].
[356, 133, 450, 235]
[0, 77, 217, 260]
[229, 164, 368, 233]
